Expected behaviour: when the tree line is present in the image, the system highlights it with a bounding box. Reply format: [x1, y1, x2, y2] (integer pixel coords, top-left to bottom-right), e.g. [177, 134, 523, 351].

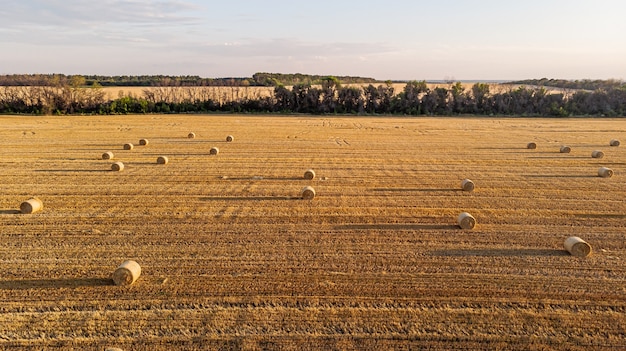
[1, 78, 625, 116]
[0, 73, 379, 88]
[508, 78, 625, 91]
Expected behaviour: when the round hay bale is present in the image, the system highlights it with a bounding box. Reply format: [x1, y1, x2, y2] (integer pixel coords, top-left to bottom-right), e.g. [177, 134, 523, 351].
[123, 143, 134, 150]
[112, 260, 141, 286]
[301, 186, 316, 200]
[526, 142, 537, 149]
[188, 132, 196, 139]
[560, 145, 571, 153]
[564, 236, 592, 257]
[457, 212, 476, 230]
[610, 139, 620, 147]
[20, 198, 43, 214]
[105, 348, 124, 351]
[598, 167, 613, 178]
[157, 156, 169, 164]
[461, 179, 475, 192]
[139, 139, 149, 146]
[102, 151, 114, 160]
[226, 135, 234, 142]
[111, 161, 125, 172]
[304, 169, 316, 180]
[591, 150, 604, 159]
[210, 147, 219, 155]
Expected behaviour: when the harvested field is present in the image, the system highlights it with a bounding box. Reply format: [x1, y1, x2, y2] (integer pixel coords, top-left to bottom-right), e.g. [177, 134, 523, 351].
[0, 115, 625, 350]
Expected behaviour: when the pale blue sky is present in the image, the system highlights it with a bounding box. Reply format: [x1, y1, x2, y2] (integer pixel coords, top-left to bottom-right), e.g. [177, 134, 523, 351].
[1, 0, 624, 80]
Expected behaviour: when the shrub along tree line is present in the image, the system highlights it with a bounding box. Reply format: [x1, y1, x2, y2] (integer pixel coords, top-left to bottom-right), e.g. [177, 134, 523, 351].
[1, 76, 625, 116]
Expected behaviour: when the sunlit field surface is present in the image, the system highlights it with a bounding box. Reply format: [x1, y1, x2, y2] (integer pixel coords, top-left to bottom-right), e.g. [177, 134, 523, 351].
[0, 115, 625, 350]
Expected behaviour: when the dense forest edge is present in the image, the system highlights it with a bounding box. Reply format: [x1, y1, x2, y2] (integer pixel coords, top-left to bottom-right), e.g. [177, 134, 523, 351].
[0, 74, 625, 116]
[0, 73, 380, 87]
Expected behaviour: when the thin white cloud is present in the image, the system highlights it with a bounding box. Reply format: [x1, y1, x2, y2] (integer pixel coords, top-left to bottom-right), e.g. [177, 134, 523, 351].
[0, 0, 203, 47]
[3, 0, 201, 27]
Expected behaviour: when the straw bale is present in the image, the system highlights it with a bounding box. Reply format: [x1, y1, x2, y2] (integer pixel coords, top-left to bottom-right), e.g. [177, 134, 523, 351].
[564, 236, 592, 257]
[591, 150, 604, 159]
[301, 186, 316, 200]
[457, 212, 476, 229]
[20, 198, 43, 214]
[304, 169, 316, 180]
[111, 162, 125, 172]
[112, 260, 141, 286]
[461, 179, 475, 192]
[598, 167, 613, 178]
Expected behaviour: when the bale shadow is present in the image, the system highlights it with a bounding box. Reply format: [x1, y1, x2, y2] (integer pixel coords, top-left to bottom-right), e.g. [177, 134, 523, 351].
[220, 176, 304, 181]
[371, 188, 461, 192]
[574, 213, 626, 219]
[200, 196, 301, 201]
[68, 148, 117, 152]
[0, 209, 21, 215]
[127, 162, 165, 166]
[0, 278, 113, 290]
[335, 223, 459, 231]
[476, 147, 529, 151]
[166, 140, 220, 144]
[35, 170, 109, 173]
[526, 156, 592, 159]
[432, 248, 568, 257]
[142, 152, 217, 157]
[523, 174, 597, 178]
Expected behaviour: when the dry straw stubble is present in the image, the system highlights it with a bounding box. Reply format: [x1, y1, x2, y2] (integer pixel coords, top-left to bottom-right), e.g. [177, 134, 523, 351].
[301, 186, 316, 200]
[304, 169, 316, 180]
[112, 260, 142, 286]
[111, 162, 125, 172]
[564, 236, 592, 257]
[102, 151, 114, 160]
[598, 167, 613, 178]
[457, 212, 476, 229]
[20, 198, 43, 214]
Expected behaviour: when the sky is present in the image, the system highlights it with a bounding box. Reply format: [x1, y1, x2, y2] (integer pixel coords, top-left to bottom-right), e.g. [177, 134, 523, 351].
[1, 0, 625, 80]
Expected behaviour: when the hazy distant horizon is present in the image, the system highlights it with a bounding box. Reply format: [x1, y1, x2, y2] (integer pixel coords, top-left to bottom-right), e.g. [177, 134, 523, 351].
[2, 1, 625, 81]
[0, 73, 613, 85]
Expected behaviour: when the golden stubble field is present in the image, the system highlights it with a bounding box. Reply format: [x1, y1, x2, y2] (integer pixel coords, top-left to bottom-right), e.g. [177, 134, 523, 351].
[0, 114, 625, 350]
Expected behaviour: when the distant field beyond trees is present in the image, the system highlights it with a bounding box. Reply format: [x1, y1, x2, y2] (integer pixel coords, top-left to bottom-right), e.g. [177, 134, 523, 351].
[0, 74, 624, 116]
